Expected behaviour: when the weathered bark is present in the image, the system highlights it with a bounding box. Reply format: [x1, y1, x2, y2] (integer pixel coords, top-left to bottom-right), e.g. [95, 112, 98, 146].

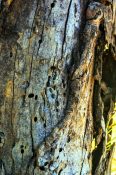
[0, 0, 115, 175]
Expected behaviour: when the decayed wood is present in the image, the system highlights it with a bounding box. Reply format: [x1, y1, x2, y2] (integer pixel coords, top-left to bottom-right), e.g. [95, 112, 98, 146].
[35, 2, 104, 175]
[0, 0, 83, 174]
[0, 0, 115, 175]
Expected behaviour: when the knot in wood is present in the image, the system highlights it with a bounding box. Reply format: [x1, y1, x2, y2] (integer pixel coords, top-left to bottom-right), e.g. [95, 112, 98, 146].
[86, 2, 104, 23]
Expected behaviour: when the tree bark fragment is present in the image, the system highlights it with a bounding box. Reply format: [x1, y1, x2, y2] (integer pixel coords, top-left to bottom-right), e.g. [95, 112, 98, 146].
[0, 0, 115, 175]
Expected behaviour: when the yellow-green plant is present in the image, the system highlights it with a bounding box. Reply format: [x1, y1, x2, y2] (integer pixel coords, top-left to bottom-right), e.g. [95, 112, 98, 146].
[106, 102, 116, 174]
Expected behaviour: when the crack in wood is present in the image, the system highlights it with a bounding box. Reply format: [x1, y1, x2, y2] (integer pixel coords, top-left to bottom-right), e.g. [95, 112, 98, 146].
[61, 0, 72, 60]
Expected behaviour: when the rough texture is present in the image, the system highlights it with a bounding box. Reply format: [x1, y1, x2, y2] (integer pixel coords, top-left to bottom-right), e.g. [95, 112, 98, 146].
[35, 2, 104, 175]
[0, 0, 115, 175]
[0, 0, 83, 174]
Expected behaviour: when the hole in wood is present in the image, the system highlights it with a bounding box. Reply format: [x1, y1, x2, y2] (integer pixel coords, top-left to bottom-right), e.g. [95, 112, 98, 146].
[39, 166, 45, 171]
[53, 85, 56, 90]
[51, 93, 55, 99]
[28, 93, 34, 98]
[51, 2, 55, 8]
[56, 100, 59, 106]
[62, 79, 66, 88]
[39, 39, 42, 44]
[56, 108, 59, 112]
[51, 66, 56, 70]
[63, 83, 66, 88]
[50, 147, 54, 152]
[67, 136, 71, 143]
[10, 51, 13, 57]
[47, 76, 51, 87]
[34, 117, 37, 122]
[49, 88, 52, 93]
[59, 148, 63, 152]
[44, 162, 48, 166]
[35, 95, 38, 100]
[20, 145, 24, 148]
[21, 149, 24, 154]
[43, 123, 46, 128]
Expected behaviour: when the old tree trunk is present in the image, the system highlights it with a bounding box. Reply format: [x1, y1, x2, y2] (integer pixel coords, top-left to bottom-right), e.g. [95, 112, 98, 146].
[0, 0, 116, 174]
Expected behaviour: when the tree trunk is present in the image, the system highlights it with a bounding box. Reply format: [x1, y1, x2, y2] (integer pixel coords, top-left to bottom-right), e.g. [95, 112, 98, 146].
[0, 0, 115, 175]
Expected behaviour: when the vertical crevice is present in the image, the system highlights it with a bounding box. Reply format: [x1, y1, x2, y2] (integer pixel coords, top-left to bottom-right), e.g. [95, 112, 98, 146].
[92, 26, 116, 174]
[11, 44, 18, 174]
[61, 0, 72, 59]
